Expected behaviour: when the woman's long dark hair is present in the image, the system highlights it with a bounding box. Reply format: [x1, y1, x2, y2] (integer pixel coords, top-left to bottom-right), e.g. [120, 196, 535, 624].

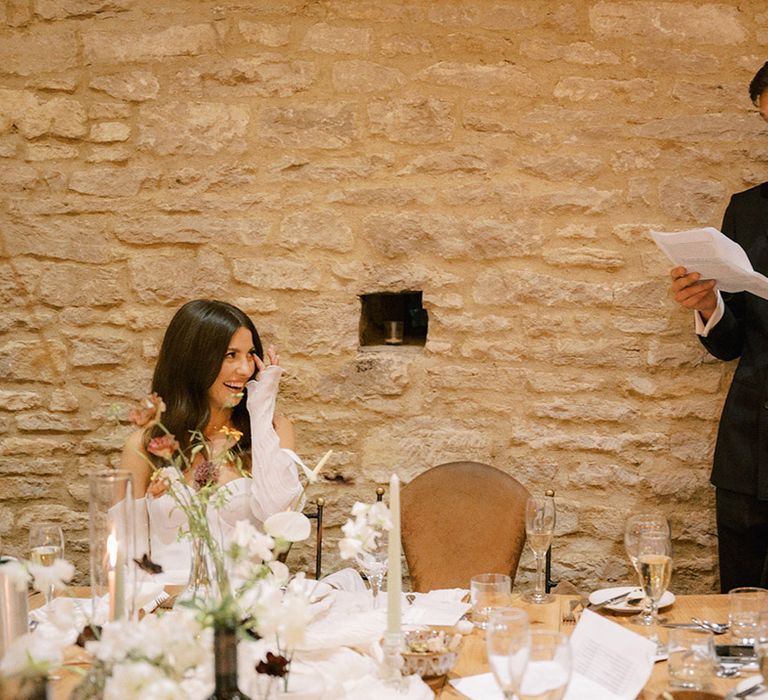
[147, 299, 263, 464]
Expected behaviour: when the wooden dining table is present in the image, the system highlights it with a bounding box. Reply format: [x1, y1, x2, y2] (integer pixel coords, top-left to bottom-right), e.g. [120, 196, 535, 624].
[12, 588, 751, 700]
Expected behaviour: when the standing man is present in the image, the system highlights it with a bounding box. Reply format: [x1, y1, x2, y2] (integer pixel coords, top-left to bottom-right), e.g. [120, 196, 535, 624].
[671, 61, 768, 592]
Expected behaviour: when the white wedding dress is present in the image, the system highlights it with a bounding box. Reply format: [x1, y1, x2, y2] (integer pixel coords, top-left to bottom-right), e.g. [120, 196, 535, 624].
[134, 365, 304, 584]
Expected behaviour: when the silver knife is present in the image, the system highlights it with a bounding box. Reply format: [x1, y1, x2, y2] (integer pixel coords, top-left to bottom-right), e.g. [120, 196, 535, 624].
[586, 590, 635, 611]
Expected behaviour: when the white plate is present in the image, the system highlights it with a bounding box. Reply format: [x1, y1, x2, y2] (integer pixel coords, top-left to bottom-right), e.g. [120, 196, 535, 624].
[588, 586, 676, 613]
[734, 675, 768, 699]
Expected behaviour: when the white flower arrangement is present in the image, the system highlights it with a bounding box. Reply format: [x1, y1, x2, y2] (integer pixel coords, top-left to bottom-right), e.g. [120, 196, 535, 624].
[338, 501, 393, 561]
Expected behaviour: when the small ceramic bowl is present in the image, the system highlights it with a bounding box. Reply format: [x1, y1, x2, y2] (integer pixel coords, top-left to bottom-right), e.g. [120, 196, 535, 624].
[400, 629, 461, 679]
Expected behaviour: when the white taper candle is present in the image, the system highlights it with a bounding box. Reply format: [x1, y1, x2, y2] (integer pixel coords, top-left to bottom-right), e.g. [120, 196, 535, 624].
[387, 474, 401, 634]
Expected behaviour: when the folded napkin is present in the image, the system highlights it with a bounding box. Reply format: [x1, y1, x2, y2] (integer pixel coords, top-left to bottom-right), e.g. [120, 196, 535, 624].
[403, 588, 470, 627]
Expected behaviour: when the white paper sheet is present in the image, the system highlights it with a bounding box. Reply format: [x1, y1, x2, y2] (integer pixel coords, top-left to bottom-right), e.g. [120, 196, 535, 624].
[650, 227, 768, 299]
[450, 610, 656, 700]
[565, 609, 656, 700]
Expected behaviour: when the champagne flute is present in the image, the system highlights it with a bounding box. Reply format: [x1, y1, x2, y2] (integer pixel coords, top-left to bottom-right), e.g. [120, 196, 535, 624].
[518, 630, 572, 700]
[634, 527, 672, 652]
[524, 495, 556, 604]
[624, 514, 670, 625]
[355, 532, 388, 609]
[29, 523, 64, 608]
[487, 607, 530, 699]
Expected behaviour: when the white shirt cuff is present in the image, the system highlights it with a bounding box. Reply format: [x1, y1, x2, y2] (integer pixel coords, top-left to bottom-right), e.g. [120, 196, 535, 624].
[694, 292, 724, 337]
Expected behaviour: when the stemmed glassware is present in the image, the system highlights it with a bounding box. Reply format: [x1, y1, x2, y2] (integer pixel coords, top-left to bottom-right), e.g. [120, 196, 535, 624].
[524, 495, 556, 604]
[355, 532, 388, 609]
[29, 523, 64, 609]
[486, 607, 530, 699]
[518, 630, 572, 700]
[624, 513, 671, 625]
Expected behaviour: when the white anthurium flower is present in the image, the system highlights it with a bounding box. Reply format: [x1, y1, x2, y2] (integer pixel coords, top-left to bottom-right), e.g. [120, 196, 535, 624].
[28, 558, 74, 594]
[0, 559, 31, 592]
[351, 502, 370, 518]
[87, 619, 146, 664]
[45, 597, 80, 645]
[156, 466, 181, 485]
[264, 511, 311, 542]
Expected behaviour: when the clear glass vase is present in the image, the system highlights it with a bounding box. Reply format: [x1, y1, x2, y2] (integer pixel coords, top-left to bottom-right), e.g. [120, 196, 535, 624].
[179, 537, 216, 605]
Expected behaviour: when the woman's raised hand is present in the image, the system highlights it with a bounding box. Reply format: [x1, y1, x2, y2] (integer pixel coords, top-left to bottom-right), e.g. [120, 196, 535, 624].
[254, 346, 280, 377]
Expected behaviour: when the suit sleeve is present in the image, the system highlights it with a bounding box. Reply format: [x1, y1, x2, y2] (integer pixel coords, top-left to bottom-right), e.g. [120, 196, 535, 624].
[698, 195, 746, 361]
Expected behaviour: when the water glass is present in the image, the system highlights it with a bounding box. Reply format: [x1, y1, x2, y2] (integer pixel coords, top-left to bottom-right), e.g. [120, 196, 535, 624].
[729, 587, 768, 645]
[486, 607, 530, 699]
[518, 630, 572, 700]
[470, 573, 511, 629]
[668, 627, 715, 690]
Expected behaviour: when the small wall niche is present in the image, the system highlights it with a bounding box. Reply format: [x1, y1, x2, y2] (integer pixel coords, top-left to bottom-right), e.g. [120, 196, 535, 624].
[359, 291, 428, 348]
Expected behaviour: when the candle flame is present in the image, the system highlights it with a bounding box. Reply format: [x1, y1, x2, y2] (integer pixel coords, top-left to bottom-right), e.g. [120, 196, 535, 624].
[107, 531, 118, 568]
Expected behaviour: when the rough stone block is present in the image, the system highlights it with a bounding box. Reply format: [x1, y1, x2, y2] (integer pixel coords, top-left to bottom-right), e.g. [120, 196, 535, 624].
[114, 214, 255, 245]
[657, 176, 725, 223]
[0, 390, 42, 411]
[129, 249, 228, 303]
[16, 412, 94, 432]
[14, 259, 123, 307]
[0, 340, 57, 382]
[521, 38, 620, 66]
[83, 24, 218, 64]
[88, 102, 132, 119]
[0, 26, 77, 76]
[67, 332, 131, 367]
[544, 247, 625, 271]
[138, 102, 248, 155]
[238, 20, 291, 46]
[85, 145, 132, 163]
[26, 75, 78, 92]
[520, 153, 603, 180]
[89, 121, 130, 142]
[332, 60, 406, 92]
[301, 22, 371, 53]
[368, 97, 455, 144]
[258, 103, 357, 149]
[278, 209, 354, 252]
[380, 33, 432, 56]
[416, 61, 538, 95]
[0, 89, 87, 139]
[17, 504, 88, 531]
[69, 165, 158, 196]
[327, 186, 433, 207]
[25, 142, 79, 161]
[554, 77, 655, 102]
[36, 0, 132, 20]
[589, 2, 746, 45]
[269, 153, 393, 182]
[50, 390, 79, 412]
[89, 70, 160, 101]
[284, 300, 359, 356]
[232, 259, 321, 291]
[0, 477, 53, 500]
[202, 56, 317, 98]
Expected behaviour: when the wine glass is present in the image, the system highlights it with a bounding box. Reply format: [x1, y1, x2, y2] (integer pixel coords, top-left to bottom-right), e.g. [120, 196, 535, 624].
[518, 630, 572, 700]
[754, 611, 768, 689]
[634, 527, 672, 652]
[486, 607, 530, 699]
[355, 532, 388, 609]
[624, 514, 670, 625]
[29, 523, 64, 608]
[523, 495, 556, 604]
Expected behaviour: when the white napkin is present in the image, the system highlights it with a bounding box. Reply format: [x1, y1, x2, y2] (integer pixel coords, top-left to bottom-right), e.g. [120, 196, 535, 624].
[450, 673, 503, 699]
[403, 588, 470, 627]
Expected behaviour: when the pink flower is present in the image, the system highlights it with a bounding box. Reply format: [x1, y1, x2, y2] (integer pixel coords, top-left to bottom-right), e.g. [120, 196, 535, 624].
[193, 460, 219, 488]
[128, 393, 166, 428]
[147, 435, 179, 460]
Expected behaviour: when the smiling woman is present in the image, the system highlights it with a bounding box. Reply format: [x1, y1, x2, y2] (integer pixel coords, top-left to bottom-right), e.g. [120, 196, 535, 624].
[119, 299, 303, 581]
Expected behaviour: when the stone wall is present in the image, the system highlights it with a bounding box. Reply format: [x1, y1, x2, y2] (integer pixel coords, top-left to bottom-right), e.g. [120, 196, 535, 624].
[2, 0, 766, 593]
